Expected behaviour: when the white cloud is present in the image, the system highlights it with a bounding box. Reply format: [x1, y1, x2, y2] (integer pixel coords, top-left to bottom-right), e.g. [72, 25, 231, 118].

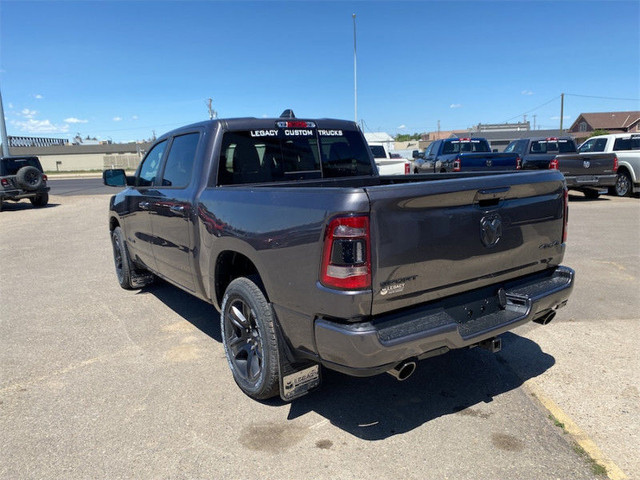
[64, 117, 88, 124]
[34, 94, 44, 99]
[450, 104, 462, 109]
[21, 108, 37, 118]
[521, 90, 534, 96]
[113, 116, 122, 122]
[397, 124, 406, 129]
[131, 115, 138, 120]
[8, 103, 14, 109]
[11, 119, 69, 134]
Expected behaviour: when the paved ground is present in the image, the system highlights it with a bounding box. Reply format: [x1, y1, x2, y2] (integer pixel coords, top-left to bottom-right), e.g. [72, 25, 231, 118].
[1, 192, 638, 479]
[47, 177, 118, 196]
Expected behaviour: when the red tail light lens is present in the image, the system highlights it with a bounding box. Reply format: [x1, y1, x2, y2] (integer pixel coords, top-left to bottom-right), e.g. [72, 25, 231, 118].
[562, 187, 568, 243]
[404, 162, 410, 175]
[549, 157, 559, 170]
[516, 155, 522, 170]
[321, 215, 371, 290]
[42, 174, 48, 182]
[1, 178, 9, 187]
[453, 156, 461, 172]
[613, 155, 618, 173]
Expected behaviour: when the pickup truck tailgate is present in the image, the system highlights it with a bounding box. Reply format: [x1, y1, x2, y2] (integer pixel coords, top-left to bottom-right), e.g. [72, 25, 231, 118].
[365, 171, 566, 316]
[458, 153, 519, 170]
[557, 152, 617, 177]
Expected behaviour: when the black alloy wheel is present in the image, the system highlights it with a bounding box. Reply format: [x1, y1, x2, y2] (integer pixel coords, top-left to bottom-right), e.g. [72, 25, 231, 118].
[221, 277, 280, 399]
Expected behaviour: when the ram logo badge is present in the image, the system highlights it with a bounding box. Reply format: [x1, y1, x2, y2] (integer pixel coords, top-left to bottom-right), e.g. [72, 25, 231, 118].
[480, 213, 502, 248]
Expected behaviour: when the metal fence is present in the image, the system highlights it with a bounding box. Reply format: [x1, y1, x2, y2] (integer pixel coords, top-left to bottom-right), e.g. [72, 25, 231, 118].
[103, 154, 141, 171]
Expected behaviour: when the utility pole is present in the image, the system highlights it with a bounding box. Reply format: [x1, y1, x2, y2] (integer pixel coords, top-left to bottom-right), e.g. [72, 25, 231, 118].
[0, 87, 10, 157]
[353, 13, 358, 124]
[560, 93, 565, 131]
[437, 120, 440, 138]
[533, 114, 537, 130]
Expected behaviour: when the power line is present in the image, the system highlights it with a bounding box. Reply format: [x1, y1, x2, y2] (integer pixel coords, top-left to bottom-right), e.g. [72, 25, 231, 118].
[503, 95, 561, 122]
[565, 93, 640, 102]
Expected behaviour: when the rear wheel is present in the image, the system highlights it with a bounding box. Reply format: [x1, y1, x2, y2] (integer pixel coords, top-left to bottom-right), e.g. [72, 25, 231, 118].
[612, 171, 632, 197]
[221, 277, 280, 399]
[30, 192, 49, 207]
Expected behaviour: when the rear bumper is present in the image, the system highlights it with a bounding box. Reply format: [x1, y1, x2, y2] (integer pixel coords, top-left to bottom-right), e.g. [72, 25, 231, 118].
[314, 266, 574, 377]
[564, 174, 616, 189]
[0, 186, 50, 200]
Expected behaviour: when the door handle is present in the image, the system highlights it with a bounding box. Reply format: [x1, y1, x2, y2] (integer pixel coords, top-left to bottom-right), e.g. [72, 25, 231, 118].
[139, 201, 150, 210]
[169, 205, 185, 214]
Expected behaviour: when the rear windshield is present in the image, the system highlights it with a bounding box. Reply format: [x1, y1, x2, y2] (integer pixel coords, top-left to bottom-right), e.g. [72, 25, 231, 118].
[217, 128, 374, 185]
[442, 139, 490, 154]
[529, 139, 576, 154]
[0, 157, 42, 176]
[369, 145, 386, 158]
[613, 137, 640, 151]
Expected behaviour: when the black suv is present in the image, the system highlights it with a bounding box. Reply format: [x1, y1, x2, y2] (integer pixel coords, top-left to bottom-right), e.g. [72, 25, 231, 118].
[0, 156, 50, 211]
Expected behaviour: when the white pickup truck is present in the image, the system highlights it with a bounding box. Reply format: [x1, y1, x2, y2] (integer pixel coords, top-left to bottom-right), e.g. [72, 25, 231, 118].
[368, 143, 411, 175]
[579, 133, 640, 196]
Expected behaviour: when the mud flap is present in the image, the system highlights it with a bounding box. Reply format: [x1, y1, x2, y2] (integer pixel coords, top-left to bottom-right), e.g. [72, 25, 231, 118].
[279, 360, 321, 402]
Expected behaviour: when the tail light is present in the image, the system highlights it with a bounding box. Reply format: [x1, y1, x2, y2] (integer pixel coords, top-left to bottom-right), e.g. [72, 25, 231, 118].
[613, 155, 618, 172]
[1, 178, 9, 187]
[562, 187, 568, 243]
[404, 162, 410, 175]
[549, 157, 559, 170]
[453, 156, 461, 172]
[320, 215, 371, 290]
[516, 155, 522, 170]
[42, 174, 48, 182]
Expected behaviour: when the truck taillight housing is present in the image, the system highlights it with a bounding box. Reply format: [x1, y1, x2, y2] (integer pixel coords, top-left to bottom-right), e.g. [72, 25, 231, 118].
[1, 178, 9, 187]
[321, 215, 371, 290]
[453, 156, 461, 172]
[549, 157, 559, 170]
[613, 155, 618, 172]
[516, 155, 522, 170]
[404, 162, 410, 175]
[562, 187, 568, 243]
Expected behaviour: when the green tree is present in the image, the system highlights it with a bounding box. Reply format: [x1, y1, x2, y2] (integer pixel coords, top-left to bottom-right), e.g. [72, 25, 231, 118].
[588, 129, 609, 138]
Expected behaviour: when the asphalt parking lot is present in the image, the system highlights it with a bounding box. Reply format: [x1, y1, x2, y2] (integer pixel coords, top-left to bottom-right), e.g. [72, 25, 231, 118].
[1, 191, 638, 480]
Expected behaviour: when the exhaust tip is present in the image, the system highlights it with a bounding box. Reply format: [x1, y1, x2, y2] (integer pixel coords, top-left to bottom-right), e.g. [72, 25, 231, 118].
[534, 311, 556, 325]
[387, 360, 417, 381]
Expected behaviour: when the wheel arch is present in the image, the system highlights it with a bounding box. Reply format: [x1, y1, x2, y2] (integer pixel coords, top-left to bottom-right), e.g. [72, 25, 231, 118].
[213, 250, 269, 310]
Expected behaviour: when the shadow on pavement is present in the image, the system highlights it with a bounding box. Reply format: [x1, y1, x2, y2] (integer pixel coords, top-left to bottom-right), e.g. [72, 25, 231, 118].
[140, 281, 555, 440]
[0, 202, 61, 212]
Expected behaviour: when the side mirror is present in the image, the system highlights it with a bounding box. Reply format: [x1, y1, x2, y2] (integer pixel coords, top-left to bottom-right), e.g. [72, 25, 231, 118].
[412, 150, 419, 158]
[103, 169, 127, 187]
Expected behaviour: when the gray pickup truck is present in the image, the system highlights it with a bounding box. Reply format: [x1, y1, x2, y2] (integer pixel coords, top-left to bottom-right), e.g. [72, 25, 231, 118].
[103, 112, 574, 401]
[504, 137, 617, 199]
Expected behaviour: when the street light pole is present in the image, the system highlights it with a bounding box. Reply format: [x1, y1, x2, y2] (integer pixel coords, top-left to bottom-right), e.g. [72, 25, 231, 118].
[0, 86, 10, 157]
[353, 13, 357, 124]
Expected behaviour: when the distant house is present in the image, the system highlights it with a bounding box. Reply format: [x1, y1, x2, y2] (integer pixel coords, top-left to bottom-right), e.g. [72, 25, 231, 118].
[569, 111, 640, 139]
[364, 132, 395, 152]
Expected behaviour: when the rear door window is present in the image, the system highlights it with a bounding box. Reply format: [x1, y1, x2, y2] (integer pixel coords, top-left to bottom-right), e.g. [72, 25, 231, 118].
[160, 133, 199, 188]
[613, 136, 640, 151]
[217, 127, 374, 185]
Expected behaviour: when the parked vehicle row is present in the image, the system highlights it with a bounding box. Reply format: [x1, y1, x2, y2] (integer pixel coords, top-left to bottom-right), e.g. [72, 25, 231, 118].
[504, 137, 618, 199]
[103, 112, 575, 401]
[412, 138, 521, 173]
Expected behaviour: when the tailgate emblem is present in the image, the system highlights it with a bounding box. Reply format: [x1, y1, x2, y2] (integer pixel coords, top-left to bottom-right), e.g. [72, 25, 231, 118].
[486, 159, 492, 167]
[583, 160, 590, 169]
[480, 213, 502, 248]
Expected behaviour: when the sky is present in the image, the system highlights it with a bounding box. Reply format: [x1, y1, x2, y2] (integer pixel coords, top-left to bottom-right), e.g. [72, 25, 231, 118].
[1, 0, 639, 143]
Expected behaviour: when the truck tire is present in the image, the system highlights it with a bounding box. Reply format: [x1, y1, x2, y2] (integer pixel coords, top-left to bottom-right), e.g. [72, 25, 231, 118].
[16, 166, 44, 191]
[221, 277, 280, 400]
[111, 227, 137, 289]
[30, 192, 49, 207]
[612, 170, 632, 197]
